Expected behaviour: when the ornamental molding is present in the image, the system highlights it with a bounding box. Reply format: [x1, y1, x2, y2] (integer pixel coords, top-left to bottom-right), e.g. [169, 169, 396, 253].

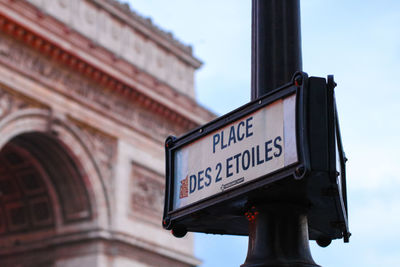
[25, 0, 201, 98]
[0, 0, 215, 128]
[0, 32, 189, 141]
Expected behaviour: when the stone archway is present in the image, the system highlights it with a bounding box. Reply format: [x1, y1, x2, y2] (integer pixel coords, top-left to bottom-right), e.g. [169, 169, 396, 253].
[1, 132, 92, 228]
[0, 109, 111, 266]
[0, 141, 58, 236]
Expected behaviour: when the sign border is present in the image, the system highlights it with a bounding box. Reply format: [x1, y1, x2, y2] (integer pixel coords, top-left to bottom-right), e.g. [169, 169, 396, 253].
[163, 73, 310, 230]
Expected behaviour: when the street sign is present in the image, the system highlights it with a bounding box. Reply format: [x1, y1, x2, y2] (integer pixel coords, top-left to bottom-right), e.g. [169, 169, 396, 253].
[163, 73, 350, 244]
[173, 93, 297, 211]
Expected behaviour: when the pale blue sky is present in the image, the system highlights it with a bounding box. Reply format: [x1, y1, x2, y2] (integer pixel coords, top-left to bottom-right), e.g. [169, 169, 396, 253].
[127, 1, 400, 266]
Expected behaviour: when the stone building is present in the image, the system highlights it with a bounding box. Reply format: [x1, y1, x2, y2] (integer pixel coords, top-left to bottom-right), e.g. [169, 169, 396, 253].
[0, 0, 214, 266]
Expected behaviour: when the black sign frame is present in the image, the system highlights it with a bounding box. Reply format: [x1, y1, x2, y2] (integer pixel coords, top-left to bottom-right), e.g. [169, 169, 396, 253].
[163, 72, 350, 243]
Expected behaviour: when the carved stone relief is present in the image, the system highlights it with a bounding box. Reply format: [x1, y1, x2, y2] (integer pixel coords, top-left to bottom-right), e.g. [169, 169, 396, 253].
[0, 34, 186, 141]
[41, 0, 71, 26]
[78, 0, 97, 40]
[58, 0, 68, 9]
[130, 162, 164, 222]
[25, 0, 196, 97]
[72, 120, 117, 184]
[0, 86, 47, 120]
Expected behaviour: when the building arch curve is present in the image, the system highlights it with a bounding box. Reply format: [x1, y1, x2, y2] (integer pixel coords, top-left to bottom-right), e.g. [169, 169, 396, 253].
[0, 108, 111, 239]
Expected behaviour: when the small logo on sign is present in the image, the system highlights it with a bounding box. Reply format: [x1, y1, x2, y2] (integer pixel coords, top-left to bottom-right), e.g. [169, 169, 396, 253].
[220, 177, 245, 192]
[179, 175, 189, 199]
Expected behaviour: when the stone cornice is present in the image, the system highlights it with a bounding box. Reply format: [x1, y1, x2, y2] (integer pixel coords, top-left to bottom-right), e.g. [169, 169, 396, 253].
[25, 0, 200, 97]
[94, 0, 202, 68]
[0, 0, 215, 130]
[0, 229, 201, 266]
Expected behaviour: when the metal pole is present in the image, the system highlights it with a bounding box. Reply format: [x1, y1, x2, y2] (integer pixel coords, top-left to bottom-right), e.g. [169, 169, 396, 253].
[241, 204, 318, 267]
[251, 0, 302, 100]
[243, 1, 318, 266]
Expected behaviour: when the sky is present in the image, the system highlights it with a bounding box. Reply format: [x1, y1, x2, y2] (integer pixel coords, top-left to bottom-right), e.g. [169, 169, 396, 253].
[127, 1, 400, 266]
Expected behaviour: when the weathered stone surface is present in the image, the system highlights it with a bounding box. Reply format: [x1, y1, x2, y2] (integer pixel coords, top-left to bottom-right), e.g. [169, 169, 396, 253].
[0, 0, 208, 266]
[26, 0, 200, 98]
[130, 162, 164, 223]
[0, 34, 188, 141]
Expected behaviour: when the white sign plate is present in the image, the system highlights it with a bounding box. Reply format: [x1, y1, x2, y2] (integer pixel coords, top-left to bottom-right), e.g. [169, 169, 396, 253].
[173, 94, 298, 210]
